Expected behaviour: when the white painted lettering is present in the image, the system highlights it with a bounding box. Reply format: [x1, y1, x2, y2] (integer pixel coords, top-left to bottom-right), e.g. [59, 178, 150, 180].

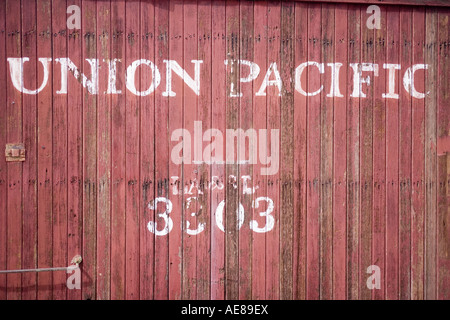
[382, 63, 400, 99]
[350, 63, 379, 98]
[295, 61, 324, 96]
[126, 59, 160, 96]
[255, 62, 282, 96]
[162, 59, 203, 96]
[7, 57, 51, 95]
[56, 58, 99, 94]
[403, 64, 429, 99]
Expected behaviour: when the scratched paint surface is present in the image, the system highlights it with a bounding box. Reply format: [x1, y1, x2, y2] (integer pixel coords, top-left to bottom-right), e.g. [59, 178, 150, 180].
[0, 0, 449, 300]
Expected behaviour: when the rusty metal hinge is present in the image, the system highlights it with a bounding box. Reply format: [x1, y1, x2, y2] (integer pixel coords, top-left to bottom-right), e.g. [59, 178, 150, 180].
[5, 143, 25, 162]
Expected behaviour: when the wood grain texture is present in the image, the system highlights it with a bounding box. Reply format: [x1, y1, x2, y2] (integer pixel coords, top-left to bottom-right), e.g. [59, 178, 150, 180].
[411, 7, 426, 300]
[6, 0, 23, 300]
[51, 0, 68, 300]
[224, 0, 240, 300]
[293, 0, 308, 301]
[81, 0, 97, 300]
[386, 5, 400, 300]
[139, 0, 155, 301]
[95, 0, 111, 301]
[36, 0, 53, 300]
[372, 3, 386, 300]
[67, 0, 83, 301]
[0, 0, 447, 300]
[398, 6, 411, 301]
[0, 0, 7, 300]
[306, 3, 321, 300]
[437, 7, 450, 300]
[125, 0, 140, 300]
[346, 4, 361, 300]
[424, 7, 438, 300]
[210, 0, 226, 300]
[21, 0, 38, 300]
[110, 0, 126, 300]
[181, 0, 197, 300]
[265, 0, 281, 300]
[238, 0, 253, 300]
[360, 2, 374, 301]
[154, 0, 169, 300]
[252, 0, 268, 300]
[280, 0, 294, 300]
[320, 3, 334, 300]
[333, 3, 348, 301]
[196, 0, 212, 300]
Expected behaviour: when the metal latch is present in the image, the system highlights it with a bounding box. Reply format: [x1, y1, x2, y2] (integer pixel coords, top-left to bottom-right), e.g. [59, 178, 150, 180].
[5, 143, 25, 162]
[0, 255, 82, 274]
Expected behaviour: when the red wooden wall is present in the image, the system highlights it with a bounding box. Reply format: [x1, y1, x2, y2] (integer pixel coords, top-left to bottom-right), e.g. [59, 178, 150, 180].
[0, 0, 449, 300]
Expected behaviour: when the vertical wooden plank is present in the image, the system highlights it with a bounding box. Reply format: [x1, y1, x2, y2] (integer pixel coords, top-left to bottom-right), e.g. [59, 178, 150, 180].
[306, 2, 321, 300]
[154, 0, 169, 300]
[359, 3, 374, 301]
[0, 0, 7, 300]
[125, 0, 140, 300]
[424, 7, 438, 300]
[52, 0, 68, 300]
[67, 1, 83, 300]
[279, 0, 294, 301]
[398, 6, 412, 301]
[265, 0, 281, 300]
[346, 3, 360, 300]
[333, 3, 347, 301]
[372, 4, 386, 300]
[293, 0, 307, 301]
[210, 0, 226, 300]
[21, 0, 38, 300]
[224, 0, 240, 300]
[67, 0, 83, 301]
[411, 6, 425, 301]
[6, 0, 23, 300]
[181, 0, 197, 300]
[196, 0, 212, 300]
[167, 0, 183, 300]
[81, 0, 97, 300]
[251, 0, 267, 300]
[437, 8, 450, 300]
[96, 0, 111, 300]
[139, 0, 155, 301]
[110, 0, 126, 301]
[238, 0, 253, 300]
[36, 0, 53, 300]
[386, 6, 401, 300]
[320, 3, 334, 300]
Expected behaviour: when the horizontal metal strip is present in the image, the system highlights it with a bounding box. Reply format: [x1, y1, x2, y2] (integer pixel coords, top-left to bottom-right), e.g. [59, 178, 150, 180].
[0, 255, 82, 274]
[288, 0, 449, 7]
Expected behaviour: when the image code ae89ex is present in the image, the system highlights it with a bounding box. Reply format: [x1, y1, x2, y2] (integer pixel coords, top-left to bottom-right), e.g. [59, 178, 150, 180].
[180, 303, 269, 318]
[222, 305, 269, 316]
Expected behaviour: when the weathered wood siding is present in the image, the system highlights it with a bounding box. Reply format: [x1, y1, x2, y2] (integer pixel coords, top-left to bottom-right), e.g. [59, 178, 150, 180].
[0, 0, 449, 300]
